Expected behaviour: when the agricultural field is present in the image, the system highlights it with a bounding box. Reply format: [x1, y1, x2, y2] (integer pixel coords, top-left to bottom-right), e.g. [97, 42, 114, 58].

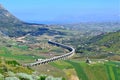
[49, 60, 120, 80]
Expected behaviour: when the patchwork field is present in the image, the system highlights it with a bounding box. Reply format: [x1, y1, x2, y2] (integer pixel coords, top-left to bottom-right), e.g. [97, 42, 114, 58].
[50, 60, 120, 80]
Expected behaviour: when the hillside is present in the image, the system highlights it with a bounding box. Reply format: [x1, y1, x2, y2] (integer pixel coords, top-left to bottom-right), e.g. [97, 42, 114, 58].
[0, 4, 27, 37]
[75, 30, 120, 60]
[87, 30, 120, 54]
[0, 4, 65, 37]
[0, 4, 21, 24]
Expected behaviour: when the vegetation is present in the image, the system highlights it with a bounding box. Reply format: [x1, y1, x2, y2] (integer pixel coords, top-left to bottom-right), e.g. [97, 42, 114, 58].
[50, 60, 120, 80]
[88, 31, 120, 53]
[0, 58, 64, 80]
[0, 4, 120, 80]
[63, 30, 120, 60]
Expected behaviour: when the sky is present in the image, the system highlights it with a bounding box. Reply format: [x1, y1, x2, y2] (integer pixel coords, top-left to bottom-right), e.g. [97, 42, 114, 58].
[0, 0, 120, 24]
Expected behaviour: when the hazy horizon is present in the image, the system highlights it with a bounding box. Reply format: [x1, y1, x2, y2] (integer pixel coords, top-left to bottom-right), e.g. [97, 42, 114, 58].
[0, 0, 120, 24]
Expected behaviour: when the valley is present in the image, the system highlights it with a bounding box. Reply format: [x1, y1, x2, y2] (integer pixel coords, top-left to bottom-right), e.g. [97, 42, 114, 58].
[0, 4, 120, 80]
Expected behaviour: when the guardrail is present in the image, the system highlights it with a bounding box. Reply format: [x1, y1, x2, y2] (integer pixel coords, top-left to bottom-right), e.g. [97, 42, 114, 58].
[24, 40, 75, 67]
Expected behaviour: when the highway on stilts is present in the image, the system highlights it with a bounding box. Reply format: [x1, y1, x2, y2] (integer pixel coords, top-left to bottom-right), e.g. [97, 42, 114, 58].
[24, 40, 75, 67]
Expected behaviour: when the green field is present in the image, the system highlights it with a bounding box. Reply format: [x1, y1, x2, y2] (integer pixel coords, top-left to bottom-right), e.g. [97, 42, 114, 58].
[0, 46, 44, 62]
[50, 60, 120, 80]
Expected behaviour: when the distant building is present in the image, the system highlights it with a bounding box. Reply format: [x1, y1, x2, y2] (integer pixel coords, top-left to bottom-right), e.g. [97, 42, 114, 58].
[35, 59, 44, 62]
[86, 57, 91, 63]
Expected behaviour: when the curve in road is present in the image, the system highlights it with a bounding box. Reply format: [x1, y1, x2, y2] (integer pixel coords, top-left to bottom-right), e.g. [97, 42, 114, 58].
[24, 40, 75, 67]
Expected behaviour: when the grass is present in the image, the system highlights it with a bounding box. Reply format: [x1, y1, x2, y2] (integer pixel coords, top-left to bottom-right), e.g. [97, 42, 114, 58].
[112, 66, 120, 80]
[66, 60, 88, 80]
[0, 47, 43, 61]
[50, 60, 120, 80]
[0, 47, 11, 54]
[105, 61, 120, 80]
[106, 64, 112, 80]
[50, 47, 65, 53]
[50, 60, 72, 69]
[50, 60, 88, 80]
[38, 48, 49, 53]
[0, 58, 33, 74]
[14, 45, 29, 50]
[0, 53, 34, 60]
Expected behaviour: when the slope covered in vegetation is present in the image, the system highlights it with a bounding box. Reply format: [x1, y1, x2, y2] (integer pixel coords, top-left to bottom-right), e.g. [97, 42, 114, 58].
[87, 30, 120, 54]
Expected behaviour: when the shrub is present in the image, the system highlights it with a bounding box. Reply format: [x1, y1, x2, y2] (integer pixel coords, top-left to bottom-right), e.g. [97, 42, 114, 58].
[5, 77, 19, 80]
[62, 77, 66, 80]
[38, 75, 47, 80]
[45, 76, 53, 80]
[0, 74, 4, 80]
[5, 60, 20, 67]
[7, 71, 15, 77]
[31, 73, 39, 80]
[14, 66, 33, 74]
[45, 76, 62, 80]
[16, 73, 33, 80]
[2, 65, 8, 72]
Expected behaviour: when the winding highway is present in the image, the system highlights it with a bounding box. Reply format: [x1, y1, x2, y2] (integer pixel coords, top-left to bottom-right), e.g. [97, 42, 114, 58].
[24, 40, 75, 67]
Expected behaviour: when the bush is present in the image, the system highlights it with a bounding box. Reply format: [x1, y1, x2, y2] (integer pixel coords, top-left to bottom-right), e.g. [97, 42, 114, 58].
[14, 66, 33, 74]
[38, 75, 47, 80]
[45, 76, 62, 80]
[16, 73, 33, 80]
[31, 73, 39, 80]
[45, 76, 53, 80]
[62, 77, 66, 80]
[7, 71, 15, 77]
[0, 74, 4, 80]
[5, 77, 19, 80]
[5, 60, 20, 67]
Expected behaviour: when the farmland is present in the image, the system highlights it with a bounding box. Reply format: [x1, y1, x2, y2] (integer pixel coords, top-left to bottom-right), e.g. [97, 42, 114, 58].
[50, 60, 120, 80]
